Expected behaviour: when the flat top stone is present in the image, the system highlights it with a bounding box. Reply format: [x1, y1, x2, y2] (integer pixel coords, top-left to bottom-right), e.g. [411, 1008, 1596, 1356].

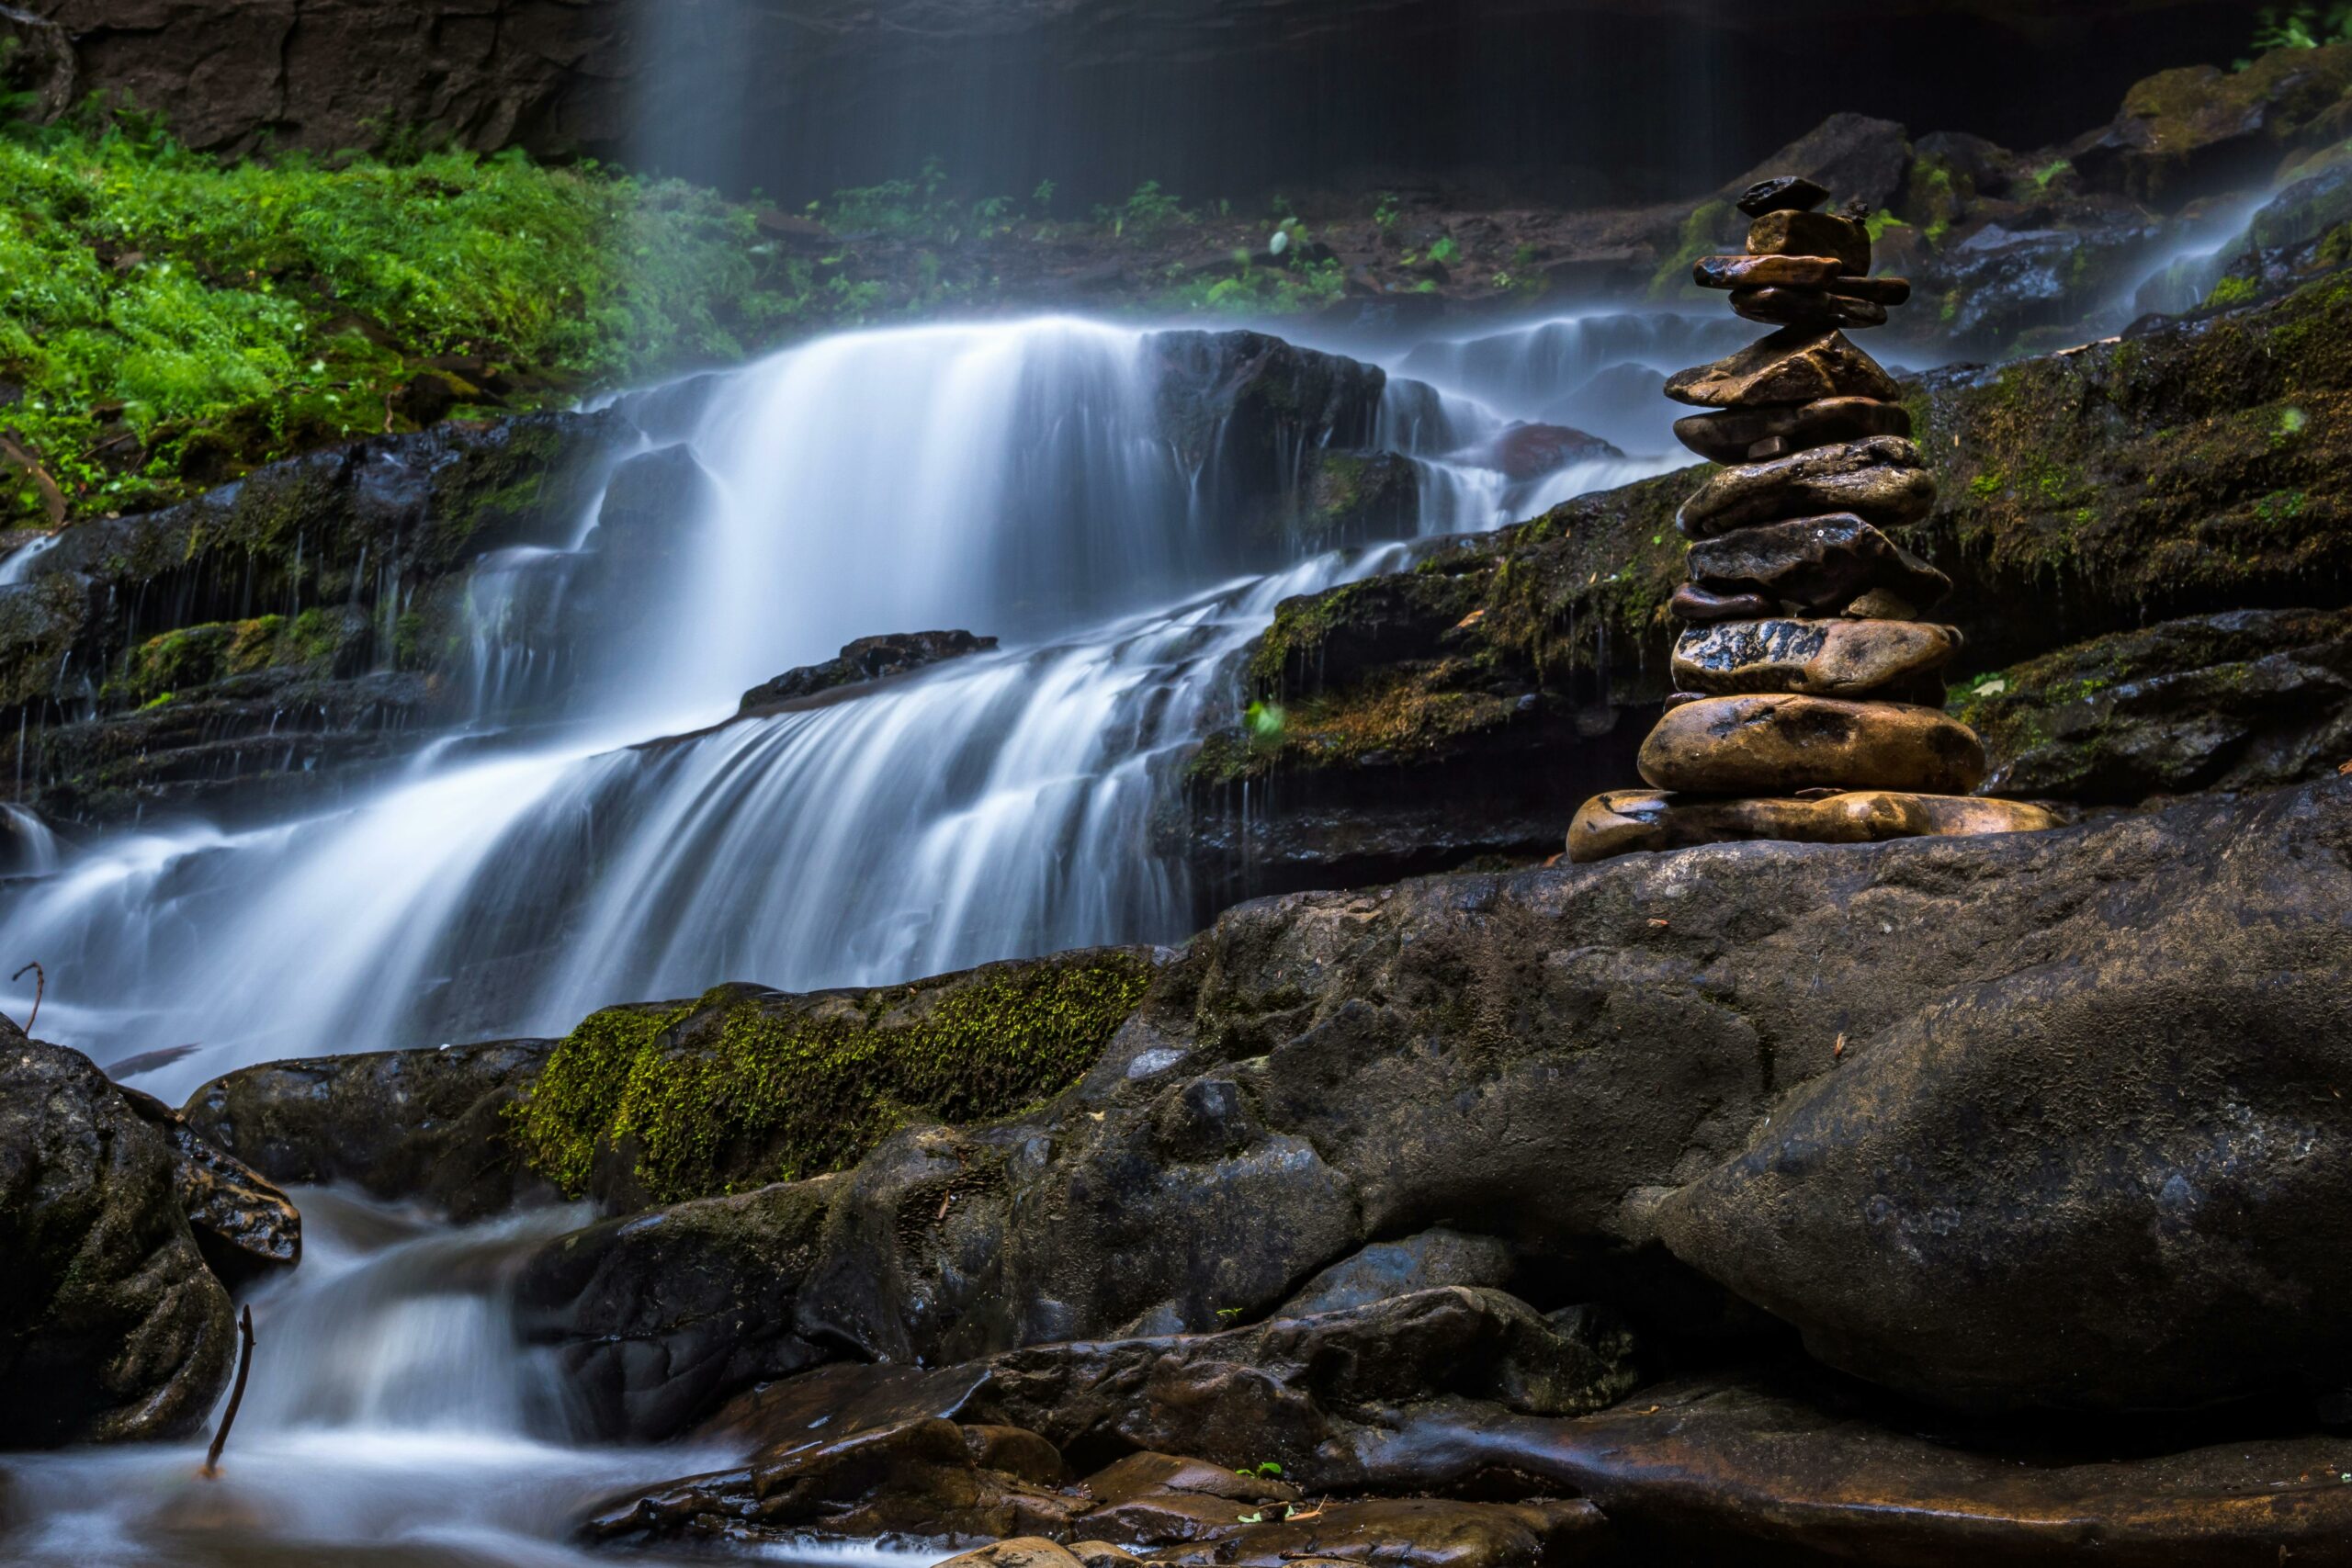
[1737, 175, 1831, 217]
[1638, 693, 1987, 797]
[1677, 435, 1929, 539]
[1748, 209, 1871, 275]
[1673, 617, 1960, 698]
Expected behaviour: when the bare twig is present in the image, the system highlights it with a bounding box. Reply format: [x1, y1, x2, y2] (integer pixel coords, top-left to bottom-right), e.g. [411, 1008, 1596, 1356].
[200, 1305, 255, 1480]
[12, 961, 42, 1035]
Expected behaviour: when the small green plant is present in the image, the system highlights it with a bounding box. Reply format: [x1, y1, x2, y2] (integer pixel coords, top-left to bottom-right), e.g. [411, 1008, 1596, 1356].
[2030, 159, 2074, 192]
[2246, 3, 2352, 54]
[1428, 235, 1461, 265]
[1862, 209, 1908, 244]
[1112, 180, 1189, 239]
[2205, 275, 2261, 309]
[1031, 178, 1056, 213]
[1235, 1461, 1283, 1480]
[1374, 192, 1402, 231]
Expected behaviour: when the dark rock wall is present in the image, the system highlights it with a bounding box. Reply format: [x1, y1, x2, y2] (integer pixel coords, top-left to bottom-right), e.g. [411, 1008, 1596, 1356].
[27, 0, 2254, 205]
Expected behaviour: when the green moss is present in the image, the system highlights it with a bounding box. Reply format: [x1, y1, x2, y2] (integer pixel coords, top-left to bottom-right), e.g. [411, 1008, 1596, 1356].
[2206, 275, 2262, 309]
[509, 950, 1156, 1203]
[1648, 199, 1734, 299]
[107, 605, 355, 705]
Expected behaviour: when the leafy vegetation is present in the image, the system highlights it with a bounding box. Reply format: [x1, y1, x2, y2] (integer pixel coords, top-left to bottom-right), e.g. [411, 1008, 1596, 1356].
[2246, 4, 2352, 57]
[0, 107, 860, 528]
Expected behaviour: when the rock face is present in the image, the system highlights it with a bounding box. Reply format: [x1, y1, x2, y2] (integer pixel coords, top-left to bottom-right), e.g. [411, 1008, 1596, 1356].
[741, 630, 1001, 715]
[116, 1085, 301, 1289]
[183, 1039, 555, 1223]
[1652, 784, 2352, 1413]
[1, 1032, 232, 1446]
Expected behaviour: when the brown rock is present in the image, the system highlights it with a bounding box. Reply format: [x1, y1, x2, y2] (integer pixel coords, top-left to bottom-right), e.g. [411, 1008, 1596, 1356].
[1673, 397, 1910, 464]
[1687, 514, 1951, 615]
[1670, 584, 1781, 623]
[1070, 1545, 1143, 1568]
[1844, 588, 1923, 619]
[1637, 694, 1988, 795]
[1676, 437, 1933, 539]
[1664, 329, 1900, 409]
[1672, 618, 1960, 697]
[1747, 209, 1871, 274]
[1139, 1497, 1607, 1568]
[1828, 275, 1912, 306]
[1690, 254, 1843, 290]
[117, 1083, 301, 1288]
[938, 1542, 1088, 1568]
[1730, 287, 1888, 331]
[1736, 175, 1830, 217]
[1082, 1451, 1304, 1510]
[1436, 1372, 2352, 1565]
[1567, 788, 2057, 863]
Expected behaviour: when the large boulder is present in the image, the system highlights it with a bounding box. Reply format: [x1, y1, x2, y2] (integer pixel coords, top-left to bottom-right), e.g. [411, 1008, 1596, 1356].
[183, 1039, 555, 1223]
[2069, 45, 2352, 209]
[0, 1032, 232, 1445]
[1655, 780, 2352, 1413]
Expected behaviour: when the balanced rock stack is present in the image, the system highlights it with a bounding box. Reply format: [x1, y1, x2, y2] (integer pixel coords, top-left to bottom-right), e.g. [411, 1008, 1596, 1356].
[1568, 176, 2058, 863]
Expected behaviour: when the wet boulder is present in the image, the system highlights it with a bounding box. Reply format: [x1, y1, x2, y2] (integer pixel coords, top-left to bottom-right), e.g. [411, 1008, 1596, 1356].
[183, 1039, 556, 1223]
[1, 1032, 233, 1446]
[116, 1084, 300, 1289]
[1656, 782, 2352, 1413]
[1273, 1228, 1519, 1317]
[740, 628, 1000, 714]
[515, 1175, 842, 1441]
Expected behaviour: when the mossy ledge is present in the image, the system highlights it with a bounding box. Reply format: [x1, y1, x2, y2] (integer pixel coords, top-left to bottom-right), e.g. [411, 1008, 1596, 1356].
[509, 947, 1159, 1207]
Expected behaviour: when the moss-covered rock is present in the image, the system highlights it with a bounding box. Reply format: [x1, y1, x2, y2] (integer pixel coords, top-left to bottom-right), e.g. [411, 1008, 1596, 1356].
[1951, 606, 2352, 802]
[510, 947, 1162, 1209]
[2071, 45, 2352, 209]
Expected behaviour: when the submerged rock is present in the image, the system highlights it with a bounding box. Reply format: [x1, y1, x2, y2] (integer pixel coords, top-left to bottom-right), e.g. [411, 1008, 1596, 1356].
[1, 1032, 232, 1446]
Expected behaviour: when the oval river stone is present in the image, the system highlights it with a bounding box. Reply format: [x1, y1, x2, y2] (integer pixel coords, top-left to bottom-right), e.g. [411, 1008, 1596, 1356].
[1664, 327, 1901, 410]
[1673, 397, 1911, 465]
[1672, 618, 1960, 697]
[1686, 513, 1951, 615]
[1637, 694, 1988, 796]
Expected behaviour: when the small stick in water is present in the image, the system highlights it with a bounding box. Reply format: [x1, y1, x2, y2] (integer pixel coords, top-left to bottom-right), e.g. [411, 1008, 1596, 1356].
[8, 959, 40, 1034]
[200, 1305, 255, 1481]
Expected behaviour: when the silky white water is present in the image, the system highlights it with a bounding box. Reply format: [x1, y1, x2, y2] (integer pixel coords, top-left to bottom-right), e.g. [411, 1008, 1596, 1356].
[0, 313, 1682, 1100]
[0, 1190, 944, 1568]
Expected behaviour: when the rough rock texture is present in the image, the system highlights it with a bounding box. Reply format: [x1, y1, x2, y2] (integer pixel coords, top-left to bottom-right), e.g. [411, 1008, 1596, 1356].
[741, 630, 1001, 715]
[1664, 327, 1900, 408]
[1652, 783, 2352, 1412]
[1685, 514, 1951, 613]
[1, 1032, 232, 1446]
[182, 1039, 555, 1223]
[1187, 270, 2352, 897]
[1952, 606, 2352, 802]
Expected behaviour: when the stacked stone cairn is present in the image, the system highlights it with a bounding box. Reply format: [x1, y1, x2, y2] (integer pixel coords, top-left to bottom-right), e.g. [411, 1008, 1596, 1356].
[1568, 175, 2059, 863]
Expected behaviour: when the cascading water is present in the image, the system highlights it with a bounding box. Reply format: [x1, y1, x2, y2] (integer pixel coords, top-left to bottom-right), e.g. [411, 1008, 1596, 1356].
[0, 317, 1682, 1098]
[0, 1189, 921, 1567]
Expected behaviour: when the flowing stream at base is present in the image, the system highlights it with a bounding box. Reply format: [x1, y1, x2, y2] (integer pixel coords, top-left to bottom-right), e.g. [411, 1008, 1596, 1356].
[0, 1190, 934, 1568]
[0, 314, 1676, 1096]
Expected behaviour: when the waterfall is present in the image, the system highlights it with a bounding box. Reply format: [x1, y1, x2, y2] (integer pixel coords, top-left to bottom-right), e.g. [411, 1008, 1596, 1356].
[0, 318, 1683, 1098]
[0, 1190, 815, 1567]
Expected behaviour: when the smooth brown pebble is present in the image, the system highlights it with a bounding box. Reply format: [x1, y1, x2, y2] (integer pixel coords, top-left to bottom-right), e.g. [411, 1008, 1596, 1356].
[1636, 694, 1987, 796]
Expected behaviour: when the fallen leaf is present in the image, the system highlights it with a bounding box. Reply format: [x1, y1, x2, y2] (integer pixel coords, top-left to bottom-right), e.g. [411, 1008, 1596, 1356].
[1832, 1032, 1848, 1061]
[1647, 918, 1669, 930]
[935, 1190, 954, 1221]
[1453, 608, 1487, 631]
